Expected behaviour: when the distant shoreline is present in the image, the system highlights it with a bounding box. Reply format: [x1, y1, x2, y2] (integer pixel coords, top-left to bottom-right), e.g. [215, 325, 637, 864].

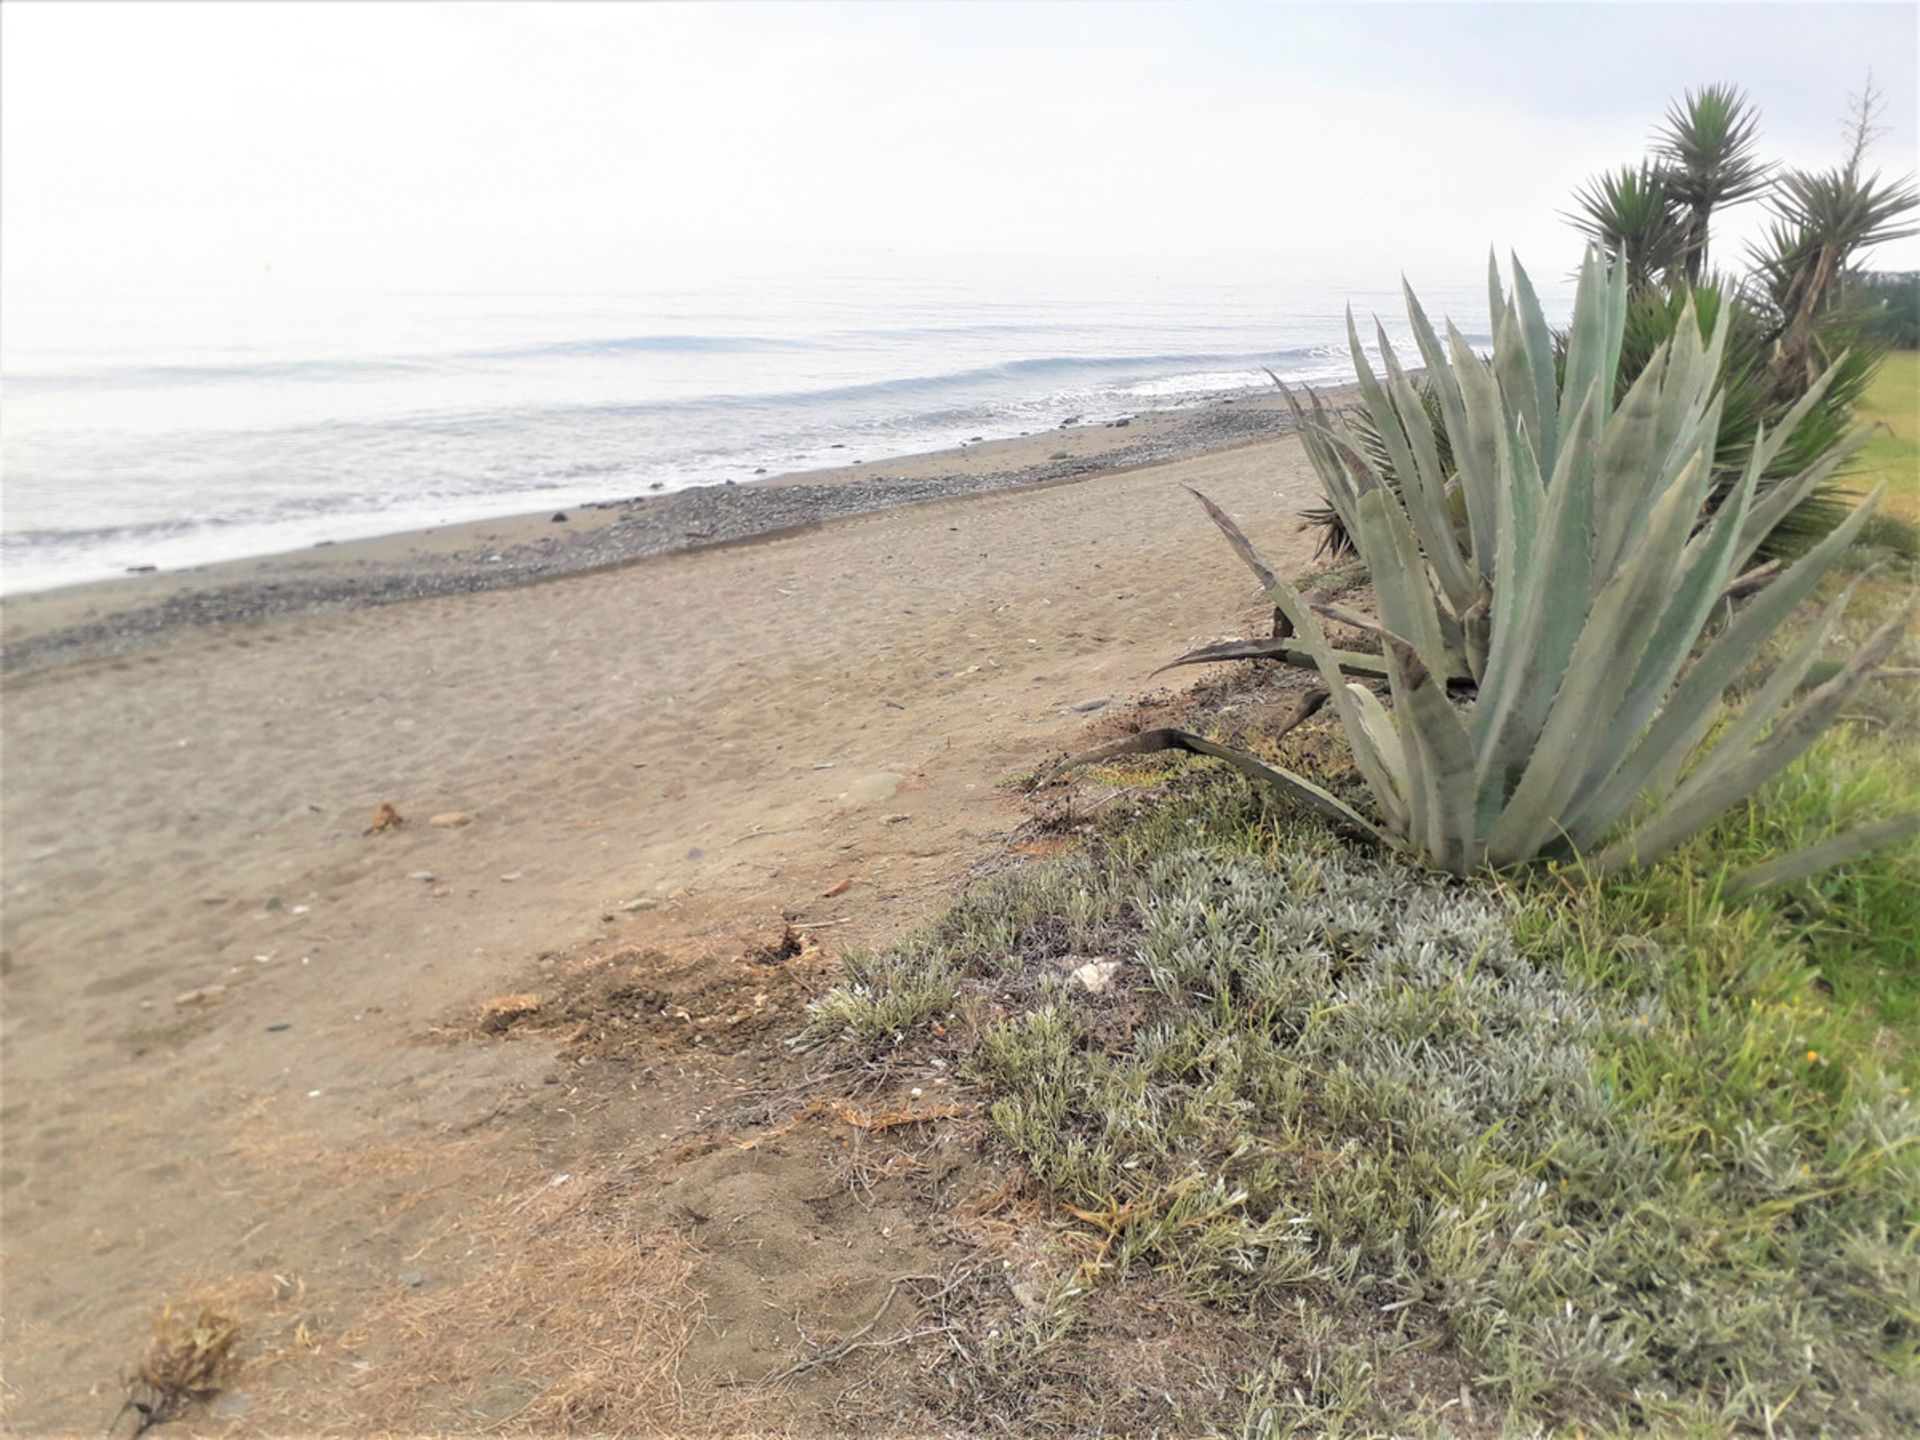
[0, 386, 1352, 674]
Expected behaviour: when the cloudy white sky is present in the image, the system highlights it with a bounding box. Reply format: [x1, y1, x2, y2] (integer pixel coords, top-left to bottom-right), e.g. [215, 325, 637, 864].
[3, 0, 1916, 295]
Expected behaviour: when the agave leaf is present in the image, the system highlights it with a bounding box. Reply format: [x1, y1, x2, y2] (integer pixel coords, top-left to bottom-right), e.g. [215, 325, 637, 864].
[1559, 249, 1625, 441]
[1506, 253, 1562, 474]
[1185, 486, 1280, 592]
[1723, 814, 1920, 900]
[1447, 319, 1505, 574]
[1563, 429, 1762, 816]
[1591, 342, 1673, 579]
[1259, 556, 1412, 829]
[1350, 486, 1456, 683]
[1595, 611, 1910, 872]
[1470, 388, 1604, 824]
[1402, 282, 1488, 573]
[1375, 319, 1476, 609]
[1690, 571, 1871, 777]
[1383, 635, 1478, 873]
[1052, 725, 1388, 842]
[1576, 491, 1883, 831]
[1487, 451, 1707, 862]
[1344, 682, 1408, 806]
[1736, 426, 1872, 568]
[1150, 637, 1393, 680]
[1491, 302, 1543, 474]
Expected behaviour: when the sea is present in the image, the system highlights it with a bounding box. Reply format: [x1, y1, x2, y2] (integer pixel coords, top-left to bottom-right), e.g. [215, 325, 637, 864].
[0, 251, 1513, 594]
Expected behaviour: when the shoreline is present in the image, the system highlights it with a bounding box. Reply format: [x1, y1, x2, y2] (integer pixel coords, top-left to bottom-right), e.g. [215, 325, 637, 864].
[0, 386, 1339, 673]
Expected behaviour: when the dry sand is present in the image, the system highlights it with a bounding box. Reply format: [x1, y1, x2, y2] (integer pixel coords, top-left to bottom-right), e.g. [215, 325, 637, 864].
[0, 416, 1331, 1432]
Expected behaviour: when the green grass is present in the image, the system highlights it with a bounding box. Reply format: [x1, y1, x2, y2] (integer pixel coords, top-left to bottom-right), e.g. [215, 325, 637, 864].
[1854, 350, 1920, 531]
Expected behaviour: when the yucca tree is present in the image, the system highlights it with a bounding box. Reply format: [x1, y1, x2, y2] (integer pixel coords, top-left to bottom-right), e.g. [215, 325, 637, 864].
[1754, 162, 1920, 393]
[1567, 162, 1690, 293]
[1104, 253, 1911, 878]
[1654, 84, 1772, 285]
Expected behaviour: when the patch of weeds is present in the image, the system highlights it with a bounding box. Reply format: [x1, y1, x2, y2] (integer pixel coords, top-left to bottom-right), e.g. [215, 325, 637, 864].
[797, 944, 959, 1052]
[806, 770, 1920, 1436]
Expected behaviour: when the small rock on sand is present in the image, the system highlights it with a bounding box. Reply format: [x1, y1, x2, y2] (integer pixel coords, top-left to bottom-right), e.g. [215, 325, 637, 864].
[551, 512, 568, 523]
[174, 984, 228, 1007]
[1071, 696, 1112, 713]
[429, 812, 474, 829]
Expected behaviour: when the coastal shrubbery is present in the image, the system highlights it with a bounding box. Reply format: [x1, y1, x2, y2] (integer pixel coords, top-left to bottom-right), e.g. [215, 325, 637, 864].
[801, 772, 1920, 1434]
[1080, 251, 1914, 879]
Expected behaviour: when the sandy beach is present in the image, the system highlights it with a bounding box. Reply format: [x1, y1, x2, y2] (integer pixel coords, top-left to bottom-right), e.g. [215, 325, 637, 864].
[0, 400, 1334, 1431]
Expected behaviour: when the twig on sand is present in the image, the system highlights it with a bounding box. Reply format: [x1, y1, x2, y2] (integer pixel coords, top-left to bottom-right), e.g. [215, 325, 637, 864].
[755, 1274, 949, 1385]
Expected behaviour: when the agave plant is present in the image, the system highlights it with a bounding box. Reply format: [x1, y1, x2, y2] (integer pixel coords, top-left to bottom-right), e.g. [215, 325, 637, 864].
[1096, 252, 1911, 878]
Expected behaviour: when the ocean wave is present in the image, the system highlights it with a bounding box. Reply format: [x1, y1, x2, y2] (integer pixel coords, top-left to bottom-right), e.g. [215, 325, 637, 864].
[2, 332, 828, 390]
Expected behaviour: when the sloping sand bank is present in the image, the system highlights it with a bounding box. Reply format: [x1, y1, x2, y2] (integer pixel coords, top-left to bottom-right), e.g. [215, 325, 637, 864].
[1, 424, 1326, 1431]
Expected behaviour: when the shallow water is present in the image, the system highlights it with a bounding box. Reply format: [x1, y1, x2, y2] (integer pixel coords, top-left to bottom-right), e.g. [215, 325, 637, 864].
[0, 250, 1519, 591]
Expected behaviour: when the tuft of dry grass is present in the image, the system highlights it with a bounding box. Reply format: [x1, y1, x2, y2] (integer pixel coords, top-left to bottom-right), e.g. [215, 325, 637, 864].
[116, 1306, 240, 1436]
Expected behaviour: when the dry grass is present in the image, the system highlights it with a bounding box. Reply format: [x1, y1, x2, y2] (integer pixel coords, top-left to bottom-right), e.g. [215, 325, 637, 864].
[338, 1175, 725, 1435]
[115, 1306, 241, 1436]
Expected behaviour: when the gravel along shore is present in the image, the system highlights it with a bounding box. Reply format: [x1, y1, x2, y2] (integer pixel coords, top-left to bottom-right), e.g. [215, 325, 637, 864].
[0, 389, 1339, 674]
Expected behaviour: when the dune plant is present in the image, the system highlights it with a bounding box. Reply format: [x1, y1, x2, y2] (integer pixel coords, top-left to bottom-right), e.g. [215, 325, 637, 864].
[1114, 250, 1912, 877]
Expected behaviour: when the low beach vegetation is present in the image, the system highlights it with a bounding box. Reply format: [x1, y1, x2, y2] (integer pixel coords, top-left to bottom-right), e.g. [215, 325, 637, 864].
[802, 759, 1918, 1434]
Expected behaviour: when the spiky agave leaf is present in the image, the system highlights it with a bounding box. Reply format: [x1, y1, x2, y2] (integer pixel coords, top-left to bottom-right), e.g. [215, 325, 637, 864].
[1162, 253, 1910, 883]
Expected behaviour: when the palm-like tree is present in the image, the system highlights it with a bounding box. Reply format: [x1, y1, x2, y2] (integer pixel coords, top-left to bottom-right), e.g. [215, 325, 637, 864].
[1654, 84, 1771, 283]
[1303, 81, 1916, 564]
[1754, 161, 1920, 391]
[1567, 163, 1690, 291]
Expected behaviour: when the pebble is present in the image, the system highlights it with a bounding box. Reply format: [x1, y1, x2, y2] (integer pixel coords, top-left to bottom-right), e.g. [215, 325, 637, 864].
[885, 813, 911, 824]
[551, 512, 568, 523]
[398, 1269, 425, 1287]
[407, 871, 436, 882]
[428, 812, 474, 828]
[1071, 696, 1113, 713]
[620, 897, 659, 912]
[264, 1021, 292, 1032]
[174, 984, 228, 1007]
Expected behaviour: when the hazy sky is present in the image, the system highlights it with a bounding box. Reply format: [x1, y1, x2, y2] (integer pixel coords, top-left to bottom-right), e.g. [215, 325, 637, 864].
[3, 0, 1916, 295]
